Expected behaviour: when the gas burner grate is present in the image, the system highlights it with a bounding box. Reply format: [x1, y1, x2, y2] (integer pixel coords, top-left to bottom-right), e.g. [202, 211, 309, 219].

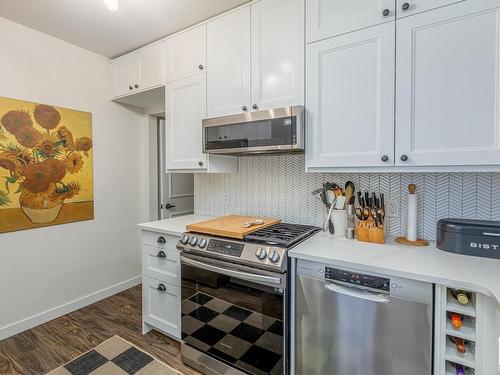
[244, 223, 321, 248]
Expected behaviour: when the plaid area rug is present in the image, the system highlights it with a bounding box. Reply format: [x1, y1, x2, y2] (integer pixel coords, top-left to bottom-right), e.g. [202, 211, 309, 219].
[47, 336, 181, 375]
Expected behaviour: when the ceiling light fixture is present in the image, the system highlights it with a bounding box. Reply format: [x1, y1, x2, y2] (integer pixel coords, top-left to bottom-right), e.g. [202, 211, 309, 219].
[103, 0, 119, 11]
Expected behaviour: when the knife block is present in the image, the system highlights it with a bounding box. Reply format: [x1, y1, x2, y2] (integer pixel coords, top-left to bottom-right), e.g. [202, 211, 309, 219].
[357, 219, 385, 244]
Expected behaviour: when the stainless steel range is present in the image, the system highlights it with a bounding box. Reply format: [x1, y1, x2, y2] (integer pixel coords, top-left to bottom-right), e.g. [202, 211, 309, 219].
[177, 223, 320, 375]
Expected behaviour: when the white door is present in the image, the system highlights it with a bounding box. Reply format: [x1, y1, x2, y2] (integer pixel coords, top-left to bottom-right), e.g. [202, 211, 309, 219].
[137, 42, 165, 91]
[110, 54, 138, 97]
[166, 73, 207, 170]
[165, 25, 207, 83]
[306, 0, 396, 43]
[158, 119, 194, 219]
[251, 0, 304, 110]
[395, 0, 500, 166]
[396, 0, 465, 18]
[207, 6, 251, 117]
[306, 23, 395, 169]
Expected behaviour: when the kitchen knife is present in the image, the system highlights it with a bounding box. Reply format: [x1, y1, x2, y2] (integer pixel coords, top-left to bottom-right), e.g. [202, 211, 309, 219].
[357, 191, 363, 207]
[364, 191, 370, 208]
[372, 192, 377, 208]
[380, 193, 385, 209]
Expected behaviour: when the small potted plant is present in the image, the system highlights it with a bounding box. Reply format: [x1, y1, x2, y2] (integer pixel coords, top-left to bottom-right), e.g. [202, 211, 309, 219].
[0, 104, 92, 224]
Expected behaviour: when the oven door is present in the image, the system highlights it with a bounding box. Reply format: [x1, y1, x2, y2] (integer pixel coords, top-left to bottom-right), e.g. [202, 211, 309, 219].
[181, 253, 285, 375]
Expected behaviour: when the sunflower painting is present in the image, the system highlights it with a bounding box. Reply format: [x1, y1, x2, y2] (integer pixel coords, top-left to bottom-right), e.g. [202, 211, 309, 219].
[0, 97, 93, 233]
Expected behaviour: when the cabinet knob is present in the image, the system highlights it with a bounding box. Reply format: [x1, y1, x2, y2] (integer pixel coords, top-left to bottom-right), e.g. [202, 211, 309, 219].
[157, 250, 166, 258]
[400, 154, 409, 162]
[157, 236, 166, 243]
[242, 106, 248, 111]
[198, 161, 204, 166]
[382, 8, 390, 16]
[381, 155, 389, 162]
[402, 2, 410, 10]
[199, 64, 204, 70]
[252, 104, 258, 110]
[157, 283, 166, 292]
[129, 85, 133, 90]
[134, 84, 139, 89]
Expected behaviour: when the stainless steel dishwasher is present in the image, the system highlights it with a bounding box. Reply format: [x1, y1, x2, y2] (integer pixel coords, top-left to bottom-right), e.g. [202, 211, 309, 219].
[294, 259, 433, 375]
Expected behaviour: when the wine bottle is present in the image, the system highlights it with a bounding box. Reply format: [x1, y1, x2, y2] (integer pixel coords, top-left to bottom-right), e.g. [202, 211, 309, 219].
[450, 313, 463, 329]
[450, 337, 466, 354]
[450, 289, 472, 305]
[451, 363, 466, 375]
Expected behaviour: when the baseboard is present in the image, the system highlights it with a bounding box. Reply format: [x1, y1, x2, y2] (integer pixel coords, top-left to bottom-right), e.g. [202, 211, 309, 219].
[0, 276, 141, 341]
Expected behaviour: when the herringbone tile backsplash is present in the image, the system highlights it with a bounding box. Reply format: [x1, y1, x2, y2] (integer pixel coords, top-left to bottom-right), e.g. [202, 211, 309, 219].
[194, 154, 500, 241]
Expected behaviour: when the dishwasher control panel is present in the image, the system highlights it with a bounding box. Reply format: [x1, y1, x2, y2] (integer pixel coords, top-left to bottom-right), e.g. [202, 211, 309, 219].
[325, 267, 390, 292]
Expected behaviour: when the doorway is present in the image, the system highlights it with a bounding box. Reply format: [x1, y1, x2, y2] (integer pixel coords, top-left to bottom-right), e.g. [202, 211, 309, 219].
[156, 117, 194, 219]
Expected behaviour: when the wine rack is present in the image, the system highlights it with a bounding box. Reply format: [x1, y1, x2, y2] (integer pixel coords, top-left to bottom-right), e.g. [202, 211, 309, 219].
[435, 285, 498, 375]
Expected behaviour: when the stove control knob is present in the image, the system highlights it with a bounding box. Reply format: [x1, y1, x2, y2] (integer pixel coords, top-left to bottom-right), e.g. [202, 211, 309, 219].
[198, 238, 207, 249]
[269, 250, 280, 263]
[180, 235, 189, 245]
[189, 237, 198, 247]
[255, 248, 267, 260]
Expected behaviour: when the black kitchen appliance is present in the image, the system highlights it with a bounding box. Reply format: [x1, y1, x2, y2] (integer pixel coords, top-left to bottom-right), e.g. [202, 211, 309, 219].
[437, 219, 500, 259]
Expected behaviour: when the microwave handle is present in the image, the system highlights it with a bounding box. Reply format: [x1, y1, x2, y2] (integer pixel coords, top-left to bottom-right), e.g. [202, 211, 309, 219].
[182, 256, 282, 286]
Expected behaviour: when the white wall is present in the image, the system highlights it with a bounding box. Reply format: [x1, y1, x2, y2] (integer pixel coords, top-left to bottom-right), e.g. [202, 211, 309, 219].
[0, 18, 148, 339]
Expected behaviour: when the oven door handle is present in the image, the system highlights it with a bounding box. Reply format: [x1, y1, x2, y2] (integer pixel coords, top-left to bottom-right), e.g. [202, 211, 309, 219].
[181, 256, 282, 286]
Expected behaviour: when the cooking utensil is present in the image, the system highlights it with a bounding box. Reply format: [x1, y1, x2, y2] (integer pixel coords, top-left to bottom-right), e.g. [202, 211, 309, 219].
[343, 182, 354, 209]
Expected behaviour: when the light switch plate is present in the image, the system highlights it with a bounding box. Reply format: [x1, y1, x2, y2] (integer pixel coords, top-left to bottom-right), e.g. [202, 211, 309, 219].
[387, 199, 400, 218]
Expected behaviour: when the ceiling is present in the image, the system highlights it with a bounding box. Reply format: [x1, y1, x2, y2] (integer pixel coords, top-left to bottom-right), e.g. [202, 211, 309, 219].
[0, 0, 250, 58]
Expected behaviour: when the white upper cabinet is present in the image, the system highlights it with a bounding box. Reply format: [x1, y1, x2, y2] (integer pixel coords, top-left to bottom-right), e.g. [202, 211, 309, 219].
[396, 0, 500, 166]
[251, 0, 304, 111]
[306, 23, 395, 169]
[111, 54, 139, 98]
[207, 6, 251, 117]
[111, 42, 165, 98]
[396, 0, 465, 18]
[165, 25, 207, 83]
[137, 42, 165, 91]
[166, 74, 207, 171]
[306, 0, 396, 43]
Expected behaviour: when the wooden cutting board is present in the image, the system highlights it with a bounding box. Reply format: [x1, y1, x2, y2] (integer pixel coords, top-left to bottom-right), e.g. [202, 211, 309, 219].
[187, 215, 281, 239]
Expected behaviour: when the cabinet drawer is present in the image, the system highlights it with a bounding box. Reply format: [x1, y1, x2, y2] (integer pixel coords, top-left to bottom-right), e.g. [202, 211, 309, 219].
[141, 231, 178, 250]
[142, 245, 180, 286]
[142, 276, 180, 339]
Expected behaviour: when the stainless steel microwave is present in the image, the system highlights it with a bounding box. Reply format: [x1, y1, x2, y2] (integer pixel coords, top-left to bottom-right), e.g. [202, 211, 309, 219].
[202, 105, 304, 155]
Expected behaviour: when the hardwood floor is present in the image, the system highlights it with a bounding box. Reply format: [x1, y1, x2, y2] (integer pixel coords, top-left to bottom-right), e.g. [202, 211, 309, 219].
[0, 286, 202, 375]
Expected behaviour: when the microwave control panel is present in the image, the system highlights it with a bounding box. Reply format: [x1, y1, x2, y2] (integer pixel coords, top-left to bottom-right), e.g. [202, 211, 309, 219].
[325, 267, 390, 292]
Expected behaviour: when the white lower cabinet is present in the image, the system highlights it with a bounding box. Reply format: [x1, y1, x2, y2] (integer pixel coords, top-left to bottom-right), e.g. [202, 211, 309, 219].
[141, 231, 180, 340]
[396, 0, 500, 167]
[306, 23, 395, 169]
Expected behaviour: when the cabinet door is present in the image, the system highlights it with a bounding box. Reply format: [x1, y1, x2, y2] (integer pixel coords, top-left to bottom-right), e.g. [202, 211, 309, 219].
[110, 54, 138, 98]
[306, 23, 395, 169]
[166, 25, 207, 83]
[142, 275, 180, 339]
[251, 0, 304, 110]
[137, 42, 165, 91]
[306, 0, 396, 43]
[396, 0, 500, 166]
[207, 6, 251, 117]
[166, 74, 207, 171]
[396, 0, 465, 18]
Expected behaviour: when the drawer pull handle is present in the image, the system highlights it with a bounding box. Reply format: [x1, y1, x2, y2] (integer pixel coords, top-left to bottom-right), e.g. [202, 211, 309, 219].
[157, 283, 166, 292]
[157, 236, 166, 244]
[157, 250, 166, 258]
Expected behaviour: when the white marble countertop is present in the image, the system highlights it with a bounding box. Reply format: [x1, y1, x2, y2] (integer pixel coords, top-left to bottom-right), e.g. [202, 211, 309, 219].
[137, 214, 215, 237]
[289, 232, 500, 304]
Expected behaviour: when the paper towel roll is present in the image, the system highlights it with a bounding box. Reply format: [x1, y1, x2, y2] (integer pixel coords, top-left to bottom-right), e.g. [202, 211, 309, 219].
[407, 193, 417, 241]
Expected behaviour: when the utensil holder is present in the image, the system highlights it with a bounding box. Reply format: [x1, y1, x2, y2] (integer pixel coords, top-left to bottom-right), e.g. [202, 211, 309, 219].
[357, 219, 385, 244]
[330, 210, 347, 239]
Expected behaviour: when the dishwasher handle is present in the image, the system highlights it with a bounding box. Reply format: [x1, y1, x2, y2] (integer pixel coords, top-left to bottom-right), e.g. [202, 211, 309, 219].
[325, 282, 390, 303]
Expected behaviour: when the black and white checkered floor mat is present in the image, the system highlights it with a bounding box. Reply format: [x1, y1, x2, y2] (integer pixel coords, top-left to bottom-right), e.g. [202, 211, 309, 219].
[182, 292, 283, 375]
